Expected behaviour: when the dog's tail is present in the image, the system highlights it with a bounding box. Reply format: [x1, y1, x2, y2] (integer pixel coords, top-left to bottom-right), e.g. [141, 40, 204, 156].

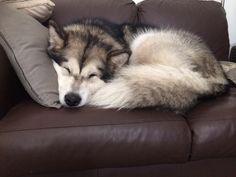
[89, 77, 135, 110]
[89, 65, 228, 112]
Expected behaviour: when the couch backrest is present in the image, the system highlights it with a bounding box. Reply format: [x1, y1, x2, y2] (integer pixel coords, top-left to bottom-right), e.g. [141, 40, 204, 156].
[138, 0, 230, 61]
[51, 0, 230, 60]
[50, 0, 137, 26]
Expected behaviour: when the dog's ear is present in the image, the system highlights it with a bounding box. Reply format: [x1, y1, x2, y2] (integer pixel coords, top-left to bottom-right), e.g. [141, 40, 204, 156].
[48, 20, 66, 50]
[107, 49, 131, 70]
[122, 25, 135, 44]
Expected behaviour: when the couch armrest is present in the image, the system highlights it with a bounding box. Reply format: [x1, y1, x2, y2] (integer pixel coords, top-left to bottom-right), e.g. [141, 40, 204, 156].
[0, 44, 28, 118]
[230, 46, 236, 62]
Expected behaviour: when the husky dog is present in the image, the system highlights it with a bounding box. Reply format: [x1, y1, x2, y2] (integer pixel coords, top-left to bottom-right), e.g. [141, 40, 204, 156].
[48, 19, 131, 107]
[48, 19, 229, 113]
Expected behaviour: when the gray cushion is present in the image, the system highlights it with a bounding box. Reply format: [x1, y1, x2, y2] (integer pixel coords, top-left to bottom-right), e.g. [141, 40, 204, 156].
[0, 0, 55, 22]
[0, 5, 60, 108]
[220, 61, 236, 84]
[227, 68, 236, 83]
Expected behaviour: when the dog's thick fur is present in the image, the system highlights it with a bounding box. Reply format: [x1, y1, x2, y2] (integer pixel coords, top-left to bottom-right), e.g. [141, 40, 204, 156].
[48, 18, 229, 113]
[48, 18, 131, 106]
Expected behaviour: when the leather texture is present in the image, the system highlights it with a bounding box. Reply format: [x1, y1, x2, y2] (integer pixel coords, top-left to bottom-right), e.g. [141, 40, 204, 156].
[0, 101, 190, 177]
[16, 158, 236, 177]
[50, 0, 137, 26]
[0, 45, 27, 118]
[138, 0, 230, 61]
[230, 46, 236, 62]
[187, 88, 236, 160]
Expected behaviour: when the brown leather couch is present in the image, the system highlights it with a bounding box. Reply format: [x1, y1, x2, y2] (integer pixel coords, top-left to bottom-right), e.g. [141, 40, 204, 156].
[1, 0, 236, 177]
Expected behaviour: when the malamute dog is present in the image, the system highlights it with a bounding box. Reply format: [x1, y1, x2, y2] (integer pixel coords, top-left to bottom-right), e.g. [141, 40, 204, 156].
[48, 19, 229, 113]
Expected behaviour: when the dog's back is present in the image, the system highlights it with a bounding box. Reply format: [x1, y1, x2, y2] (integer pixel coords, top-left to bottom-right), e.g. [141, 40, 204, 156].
[90, 28, 229, 113]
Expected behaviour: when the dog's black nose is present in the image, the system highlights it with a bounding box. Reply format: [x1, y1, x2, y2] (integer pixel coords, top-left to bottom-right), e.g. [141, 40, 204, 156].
[64, 93, 81, 107]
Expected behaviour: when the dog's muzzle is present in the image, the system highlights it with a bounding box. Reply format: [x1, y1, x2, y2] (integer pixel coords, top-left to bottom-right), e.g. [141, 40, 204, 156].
[64, 92, 81, 107]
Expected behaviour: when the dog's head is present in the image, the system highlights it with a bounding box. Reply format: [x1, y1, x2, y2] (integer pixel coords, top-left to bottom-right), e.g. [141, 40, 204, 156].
[47, 20, 131, 107]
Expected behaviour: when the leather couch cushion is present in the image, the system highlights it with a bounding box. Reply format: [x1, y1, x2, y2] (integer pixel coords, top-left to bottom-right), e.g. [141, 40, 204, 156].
[16, 158, 236, 177]
[0, 102, 190, 177]
[138, 0, 230, 60]
[188, 88, 236, 160]
[0, 46, 27, 118]
[50, 0, 137, 26]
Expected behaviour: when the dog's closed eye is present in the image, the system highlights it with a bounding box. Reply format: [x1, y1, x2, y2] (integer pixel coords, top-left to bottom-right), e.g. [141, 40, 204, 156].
[64, 67, 71, 74]
[88, 73, 97, 79]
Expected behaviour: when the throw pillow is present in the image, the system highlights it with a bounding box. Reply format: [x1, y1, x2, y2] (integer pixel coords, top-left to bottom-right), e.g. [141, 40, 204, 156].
[0, 5, 60, 108]
[220, 61, 236, 83]
[0, 0, 55, 22]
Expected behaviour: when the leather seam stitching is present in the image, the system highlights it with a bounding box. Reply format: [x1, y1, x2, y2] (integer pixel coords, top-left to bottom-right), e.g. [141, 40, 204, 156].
[0, 119, 186, 134]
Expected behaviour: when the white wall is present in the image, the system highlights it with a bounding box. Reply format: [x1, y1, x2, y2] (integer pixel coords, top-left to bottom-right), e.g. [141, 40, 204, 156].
[224, 0, 236, 47]
[133, 0, 144, 4]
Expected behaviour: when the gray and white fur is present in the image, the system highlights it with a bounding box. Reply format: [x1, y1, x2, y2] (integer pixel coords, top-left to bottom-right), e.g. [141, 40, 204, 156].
[48, 19, 229, 113]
